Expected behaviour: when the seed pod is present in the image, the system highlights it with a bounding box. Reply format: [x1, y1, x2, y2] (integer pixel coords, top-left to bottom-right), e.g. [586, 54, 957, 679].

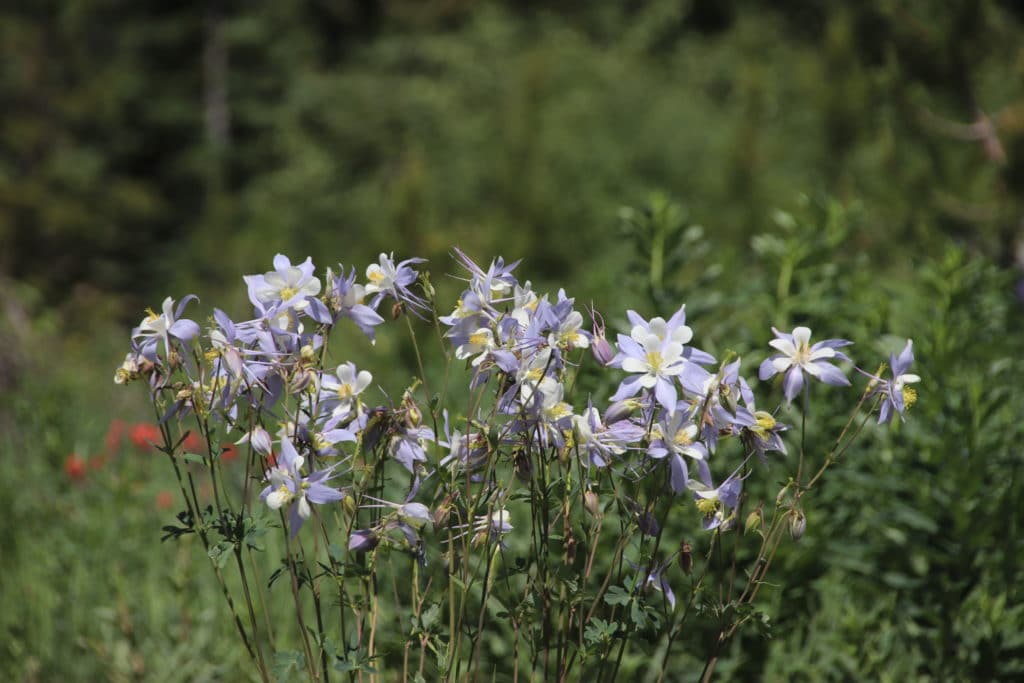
[564, 529, 578, 565]
[678, 541, 693, 575]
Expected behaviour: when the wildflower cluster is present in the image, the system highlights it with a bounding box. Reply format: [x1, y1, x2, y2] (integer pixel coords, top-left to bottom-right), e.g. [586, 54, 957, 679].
[117, 249, 918, 682]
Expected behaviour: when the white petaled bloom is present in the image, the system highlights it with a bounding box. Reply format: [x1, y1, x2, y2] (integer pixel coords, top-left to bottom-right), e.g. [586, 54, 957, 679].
[134, 295, 200, 358]
[455, 328, 496, 366]
[321, 362, 372, 418]
[364, 253, 398, 296]
[472, 508, 513, 544]
[521, 377, 572, 422]
[548, 310, 590, 350]
[759, 326, 852, 403]
[260, 437, 344, 537]
[621, 331, 685, 390]
[510, 282, 540, 329]
[641, 315, 693, 347]
[252, 255, 321, 311]
[768, 326, 834, 376]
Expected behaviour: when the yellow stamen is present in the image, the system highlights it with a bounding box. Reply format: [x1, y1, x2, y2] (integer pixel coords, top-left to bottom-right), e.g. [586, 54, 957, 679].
[903, 387, 917, 409]
[696, 498, 719, 516]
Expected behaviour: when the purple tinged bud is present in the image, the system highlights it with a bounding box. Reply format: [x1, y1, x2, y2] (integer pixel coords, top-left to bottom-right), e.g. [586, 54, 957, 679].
[348, 529, 378, 553]
[603, 399, 638, 424]
[592, 335, 615, 366]
[588, 307, 615, 366]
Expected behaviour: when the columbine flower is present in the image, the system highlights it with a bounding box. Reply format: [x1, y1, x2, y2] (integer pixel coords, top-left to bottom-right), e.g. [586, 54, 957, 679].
[572, 400, 644, 467]
[320, 362, 373, 420]
[361, 496, 433, 529]
[869, 339, 921, 424]
[364, 252, 429, 317]
[740, 408, 788, 464]
[326, 265, 385, 341]
[758, 326, 851, 402]
[244, 254, 321, 313]
[647, 411, 708, 494]
[260, 437, 343, 536]
[546, 294, 591, 352]
[635, 557, 677, 609]
[132, 295, 200, 361]
[611, 323, 687, 412]
[688, 471, 743, 531]
[390, 423, 434, 473]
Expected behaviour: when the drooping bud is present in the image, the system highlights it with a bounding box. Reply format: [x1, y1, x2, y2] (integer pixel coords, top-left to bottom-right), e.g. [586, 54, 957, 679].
[342, 494, 357, 518]
[788, 509, 807, 541]
[745, 506, 763, 535]
[348, 529, 378, 553]
[588, 307, 616, 366]
[603, 399, 639, 425]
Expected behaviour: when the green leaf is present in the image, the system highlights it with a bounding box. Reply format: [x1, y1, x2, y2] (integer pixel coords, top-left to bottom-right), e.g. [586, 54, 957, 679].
[604, 585, 631, 606]
[181, 452, 207, 466]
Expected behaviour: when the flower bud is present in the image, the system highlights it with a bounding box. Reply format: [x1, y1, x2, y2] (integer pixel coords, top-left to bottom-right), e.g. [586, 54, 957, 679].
[583, 489, 602, 518]
[788, 509, 807, 541]
[745, 507, 763, 535]
[249, 426, 273, 456]
[603, 399, 638, 425]
[342, 494, 357, 518]
[591, 334, 615, 366]
[348, 529, 378, 553]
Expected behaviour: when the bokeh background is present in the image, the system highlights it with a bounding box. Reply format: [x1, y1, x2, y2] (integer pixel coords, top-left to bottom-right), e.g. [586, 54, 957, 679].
[2, 1, 1024, 680]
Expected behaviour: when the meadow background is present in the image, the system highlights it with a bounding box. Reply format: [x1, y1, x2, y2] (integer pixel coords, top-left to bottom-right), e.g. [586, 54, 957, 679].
[2, 0, 1024, 680]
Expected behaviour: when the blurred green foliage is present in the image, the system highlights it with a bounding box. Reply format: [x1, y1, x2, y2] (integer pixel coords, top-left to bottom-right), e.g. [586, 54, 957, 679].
[3, 0, 1024, 680]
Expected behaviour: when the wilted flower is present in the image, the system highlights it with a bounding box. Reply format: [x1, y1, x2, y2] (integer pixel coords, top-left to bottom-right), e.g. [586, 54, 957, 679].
[758, 326, 851, 402]
[788, 508, 807, 540]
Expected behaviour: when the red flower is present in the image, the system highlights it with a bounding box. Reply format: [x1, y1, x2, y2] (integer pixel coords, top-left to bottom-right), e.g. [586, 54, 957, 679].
[155, 490, 175, 510]
[64, 454, 87, 481]
[105, 419, 126, 454]
[182, 431, 205, 454]
[129, 423, 161, 451]
[220, 442, 238, 463]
